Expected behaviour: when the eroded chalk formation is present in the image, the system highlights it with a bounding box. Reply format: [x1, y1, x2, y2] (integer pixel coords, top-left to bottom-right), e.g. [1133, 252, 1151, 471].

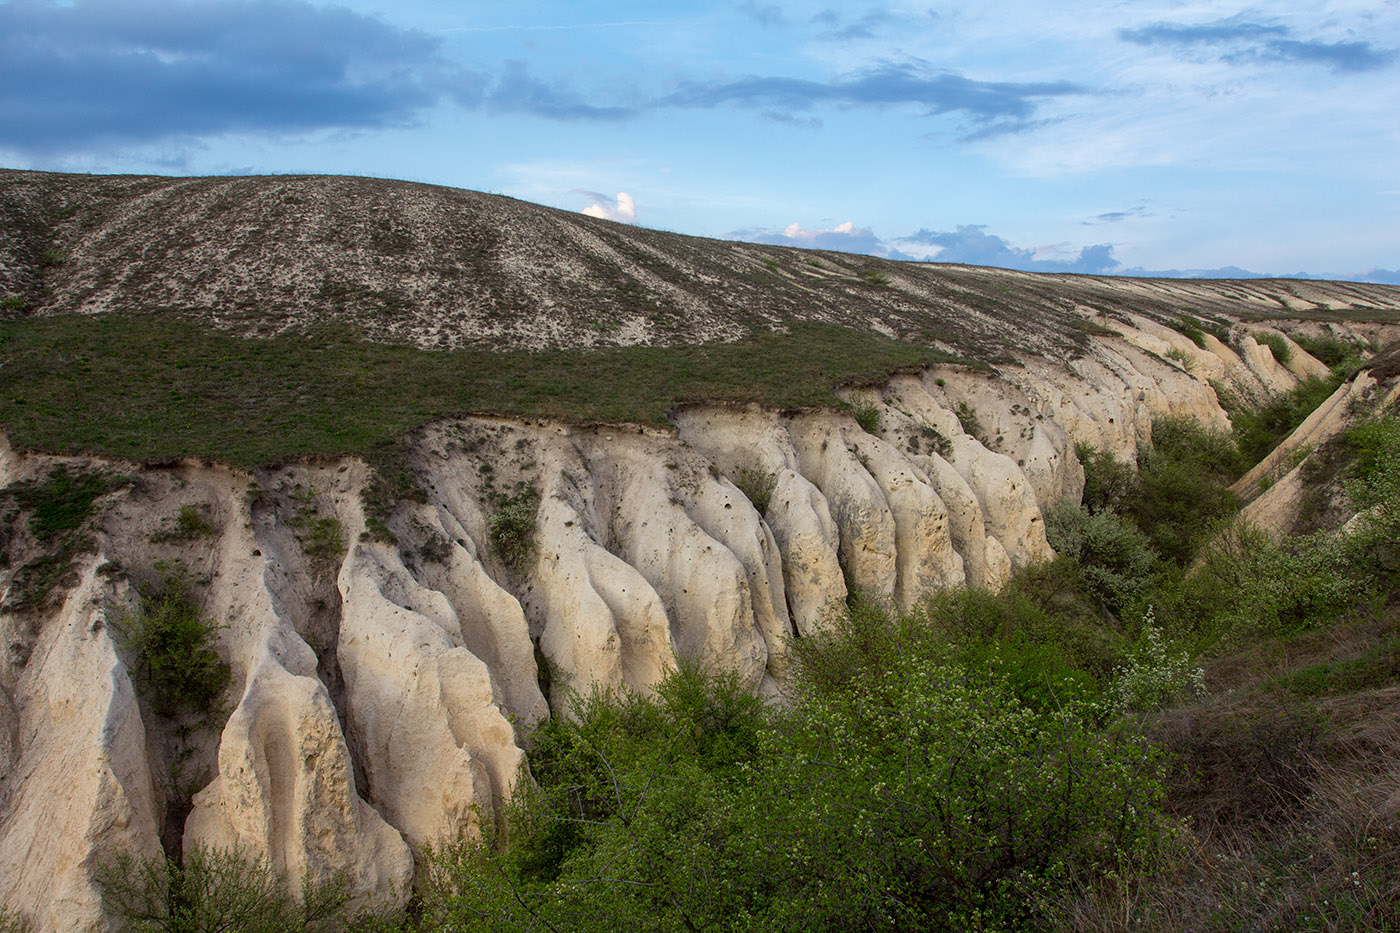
[0, 322, 1353, 930]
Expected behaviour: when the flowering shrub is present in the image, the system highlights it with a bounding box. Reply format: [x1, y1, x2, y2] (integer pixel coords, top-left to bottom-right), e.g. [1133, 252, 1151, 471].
[1107, 609, 1205, 716]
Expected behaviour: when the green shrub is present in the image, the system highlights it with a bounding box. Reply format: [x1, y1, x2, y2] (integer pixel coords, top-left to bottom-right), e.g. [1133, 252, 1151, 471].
[1255, 331, 1294, 366]
[1128, 417, 1240, 566]
[489, 485, 539, 572]
[1231, 374, 1341, 467]
[428, 608, 1166, 932]
[97, 844, 353, 933]
[295, 516, 344, 562]
[861, 268, 890, 287]
[732, 467, 777, 515]
[1166, 521, 1359, 643]
[286, 493, 345, 564]
[9, 466, 123, 543]
[2, 466, 125, 610]
[114, 571, 229, 719]
[1170, 315, 1207, 348]
[1075, 441, 1136, 514]
[1291, 332, 1366, 372]
[152, 504, 216, 543]
[1106, 610, 1204, 715]
[851, 402, 880, 434]
[918, 423, 952, 457]
[1164, 346, 1194, 372]
[954, 400, 981, 439]
[1044, 500, 1159, 617]
[0, 294, 27, 312]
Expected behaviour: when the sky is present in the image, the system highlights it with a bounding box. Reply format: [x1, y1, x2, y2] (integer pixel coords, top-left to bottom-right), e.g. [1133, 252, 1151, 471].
[2, 0, 1398, 282]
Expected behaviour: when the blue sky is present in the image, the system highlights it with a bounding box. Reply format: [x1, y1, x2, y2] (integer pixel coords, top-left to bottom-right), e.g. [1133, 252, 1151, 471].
[2, 0, 1397, 282]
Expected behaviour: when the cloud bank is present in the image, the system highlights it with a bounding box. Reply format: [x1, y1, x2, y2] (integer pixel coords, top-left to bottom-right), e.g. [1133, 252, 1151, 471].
[0, 1, 1087, 155]
[736, 220, 1400, 284]
[1119, 15, 1396, 72]
[0, 0, 453, 153]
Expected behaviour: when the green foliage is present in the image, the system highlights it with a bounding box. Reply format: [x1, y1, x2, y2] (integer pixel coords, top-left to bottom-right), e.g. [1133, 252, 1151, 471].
[1, 466, 125, 610]
[861, 268, 891, 287]
[851, 401, 880, 433]
[954, 400, 981, 439]
[285, 490, 345, 563]
[1254, 331, 1293, 366]
[1291, 332, 1366, 372]
[1341, 407, 1400, 513]
[293, 515, 345, 562]
[1128, 417, 1240, 566]
[1157, 521, 1362, 644]
[1106, 610, 1204, 715]
[1163, 346, 1194, 372]
[425, 663, 767, 931]
[1075, 441, 1136, 514]
[114, 570, 230, 719]
[429, 599, 1166, 931]
[39, 248, 66, 268]
[732, 467, 777, 515]
[0, 314, 960, 467]
[1169, 315, 1207, 348]
[0, 294, 27, 312]
[1231, 374, 1341, 466]
[9, 465, 123, 543]
[97, 844, 353, 933]
[915, 422, 951, 457]
[489, 485, 539, 572]
[152, 504, 216, 543]
[1044, 500, 1159, 617]
[1338, 406, 1400, 585]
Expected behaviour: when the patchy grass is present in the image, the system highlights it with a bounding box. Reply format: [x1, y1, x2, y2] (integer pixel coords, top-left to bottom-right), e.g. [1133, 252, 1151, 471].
[1, 466, 126, 611]
[0, 313, 960, 468]
[850, 401, 880, 433]
[151, 503, 216, 543]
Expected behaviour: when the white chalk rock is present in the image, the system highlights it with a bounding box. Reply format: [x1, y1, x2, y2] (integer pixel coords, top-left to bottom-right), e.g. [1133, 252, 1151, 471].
[790, 416, 898, 600]
[1238, 334, 1298, 396]
[606, 451, 768, 686]
[687, 475, 793, 674]
[847, 431, 964, 607]
[945, 432, 1050, 570]
[0, 566, 162, 933]
[338, 547, 523, 851]
[183, 647, 413, 910]
[419, 525, 548, 728]
[764, 468, 846, 634]
[531, 496, 674, 707]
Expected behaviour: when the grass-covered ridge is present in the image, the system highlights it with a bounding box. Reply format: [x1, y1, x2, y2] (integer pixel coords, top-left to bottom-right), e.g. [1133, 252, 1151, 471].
[0, 313, 959, 466]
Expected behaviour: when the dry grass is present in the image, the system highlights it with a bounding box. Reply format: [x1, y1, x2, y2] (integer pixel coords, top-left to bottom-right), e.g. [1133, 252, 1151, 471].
[1055, 601, 1400, 931]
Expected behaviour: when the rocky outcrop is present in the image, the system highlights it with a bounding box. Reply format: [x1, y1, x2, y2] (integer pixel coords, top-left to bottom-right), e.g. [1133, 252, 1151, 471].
[0, 316, 1375, 930]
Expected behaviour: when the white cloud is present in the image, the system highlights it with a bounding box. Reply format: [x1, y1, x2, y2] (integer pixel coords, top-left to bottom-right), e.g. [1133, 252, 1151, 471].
[739, 219, 911, 257]
[577, 190, 638, 223]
